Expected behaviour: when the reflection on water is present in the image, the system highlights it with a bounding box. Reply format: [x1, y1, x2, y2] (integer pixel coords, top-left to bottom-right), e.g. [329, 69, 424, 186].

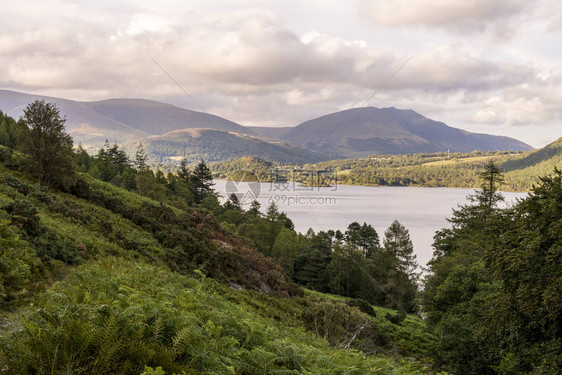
[214, 180, 526, 268]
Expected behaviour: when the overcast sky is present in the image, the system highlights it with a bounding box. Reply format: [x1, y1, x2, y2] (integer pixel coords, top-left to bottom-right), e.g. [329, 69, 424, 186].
[1, 0, 561, 147]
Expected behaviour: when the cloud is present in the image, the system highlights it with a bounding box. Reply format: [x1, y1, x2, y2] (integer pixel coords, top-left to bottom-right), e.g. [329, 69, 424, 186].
[0, 0, 559, 147]
[362, 0, 533, 39]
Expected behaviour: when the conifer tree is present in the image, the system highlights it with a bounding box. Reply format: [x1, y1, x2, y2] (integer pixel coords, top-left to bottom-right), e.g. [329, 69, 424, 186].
[177, 158, 191, 184]
[134, 143, 148, 172]
[383, 220, 418, 277]
[190, 160, 214, 203]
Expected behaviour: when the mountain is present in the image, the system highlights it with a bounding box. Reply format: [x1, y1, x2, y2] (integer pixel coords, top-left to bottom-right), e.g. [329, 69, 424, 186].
[280, 107, 533, 157]
[125, 128, 333, 164]
[0, 90, 252, 151]
[0, 90, 533, 163]
[0, 90, 149, 148]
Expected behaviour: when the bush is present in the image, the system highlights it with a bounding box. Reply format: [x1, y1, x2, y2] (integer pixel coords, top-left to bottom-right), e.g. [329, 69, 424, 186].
[0, 175, 36, 196]
[385, 311, 406, 325]
[301, 300, 388, 353]
[33, 230, 82, 264]
[347, 298, 377, 317]
[69, 178, 91, 199]
[3, 198, 42, 237]
[0, 147, 13, 166]
[0, 220, 41, 307]
[88, 190, 132, 218]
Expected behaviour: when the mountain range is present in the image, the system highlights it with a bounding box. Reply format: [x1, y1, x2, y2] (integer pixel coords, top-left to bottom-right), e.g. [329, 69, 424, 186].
[0, 89, 533, 163]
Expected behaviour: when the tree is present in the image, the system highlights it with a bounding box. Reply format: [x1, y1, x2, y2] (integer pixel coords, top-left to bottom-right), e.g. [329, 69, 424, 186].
[248, 200, 261, 216]
[177, 158, 191, 184]
[345, 222, 380, 258]
[421, 162, 507, 373]
[224, 193, 241, 210]
[383, 220, 418, 277]
[482, 168, 562, 373]
[134, 143, 148, 172]
[190, 160, 214, 204]
[266, 202, 280, 221]
[0, 111, 19, 148]
[474, 160, 504, 213]
[19, 100, 76, 188]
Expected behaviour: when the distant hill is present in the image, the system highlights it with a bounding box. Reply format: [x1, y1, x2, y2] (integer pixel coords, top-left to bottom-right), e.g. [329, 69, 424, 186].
[281, 107, 533, 157]
[0, 90, 534, 163]
[500, 137, 562, 188]
[125, 128, 333, 164]
[0, 90, 149, 148]
[0, 90, 252, 151]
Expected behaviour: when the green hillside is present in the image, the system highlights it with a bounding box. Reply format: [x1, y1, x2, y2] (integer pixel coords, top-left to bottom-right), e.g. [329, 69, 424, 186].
[211, 138, 561, 191]
[3, 103, 560, 374]
[0, 164, 436, 374]
[0, 109, 434, 374]
[126, 128, 333, 165]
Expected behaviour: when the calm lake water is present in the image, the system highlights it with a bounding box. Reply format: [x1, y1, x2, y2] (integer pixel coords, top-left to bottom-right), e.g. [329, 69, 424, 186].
[214, 180, 527, 268]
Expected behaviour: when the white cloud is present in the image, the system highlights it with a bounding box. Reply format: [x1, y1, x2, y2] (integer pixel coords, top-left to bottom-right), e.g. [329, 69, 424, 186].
[0, 0, 559, 147]
[362, 0, 533, 38]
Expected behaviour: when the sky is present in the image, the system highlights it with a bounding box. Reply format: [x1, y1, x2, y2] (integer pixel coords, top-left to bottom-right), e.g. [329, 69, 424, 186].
[1, 0, 561, 148]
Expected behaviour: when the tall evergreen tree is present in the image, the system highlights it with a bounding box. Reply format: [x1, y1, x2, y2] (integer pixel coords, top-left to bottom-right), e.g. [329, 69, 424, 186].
[134, 143, 148, 172]
[383, 220, 418, 277]
[345, 222, 380, 257]
[474, 160, 504, 214]
[190, 160, 214, 203]
[177, 157, 191, 184]
[18, 100, 76, 188]
[421, 162, 506, 373]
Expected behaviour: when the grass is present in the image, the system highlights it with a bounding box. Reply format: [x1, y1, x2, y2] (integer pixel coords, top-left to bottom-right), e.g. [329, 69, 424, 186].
[1, 257, 437, 374]
[0, 165, 441, 374]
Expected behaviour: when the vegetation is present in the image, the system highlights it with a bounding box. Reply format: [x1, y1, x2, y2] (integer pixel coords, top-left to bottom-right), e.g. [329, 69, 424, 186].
[421, 162, 562, 374]
[18, 100, 76, 189]
[211, 142, 560, 192]
[127, 128, 330, 167]
[0, 104, 434, 374]
[2, 102, 560, 374]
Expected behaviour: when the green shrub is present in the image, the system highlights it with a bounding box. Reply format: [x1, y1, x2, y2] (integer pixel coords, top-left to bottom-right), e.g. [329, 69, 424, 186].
[347, 298, 377, 317]
[0, 258, 419, 374]
[0, 219, 41, 306]
[385, 311, 407, 325]
[3, 198, 42, 237]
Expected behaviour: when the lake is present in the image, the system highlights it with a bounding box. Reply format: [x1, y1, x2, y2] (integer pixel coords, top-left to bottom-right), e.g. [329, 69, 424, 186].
[213, 180, 527, 268]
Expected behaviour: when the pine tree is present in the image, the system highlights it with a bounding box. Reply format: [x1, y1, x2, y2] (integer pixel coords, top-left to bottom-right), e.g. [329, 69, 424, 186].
[190, 160, 214, 203]
[134, 143, 148, 172]
[383, 220, 418, 276]
[177, 158, 191, 184]
[266, 202, 280, 221]
[475, 160, 504, 212]
[248, 200, 261, 216]
[224, 193, 241, 210]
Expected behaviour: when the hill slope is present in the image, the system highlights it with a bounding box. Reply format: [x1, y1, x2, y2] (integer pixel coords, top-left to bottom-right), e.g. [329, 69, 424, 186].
[0, 90, 252, 151]
[127, 128, 334, 164]
[0, 160, 433, 374]
[282, 107, 533, 157]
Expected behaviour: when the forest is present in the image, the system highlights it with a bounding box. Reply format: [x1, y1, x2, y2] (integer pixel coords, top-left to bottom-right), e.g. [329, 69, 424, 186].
[1, 102, 561, 374]
[209, 141, 562, 192]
